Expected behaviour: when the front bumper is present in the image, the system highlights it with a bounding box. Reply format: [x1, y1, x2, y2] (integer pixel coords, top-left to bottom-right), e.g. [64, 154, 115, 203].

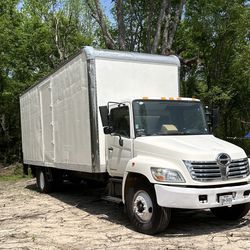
[155, 183, 250, 209]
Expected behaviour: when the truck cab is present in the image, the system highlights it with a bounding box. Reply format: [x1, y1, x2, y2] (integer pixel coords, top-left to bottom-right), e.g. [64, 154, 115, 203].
[102, 97, 250, 234]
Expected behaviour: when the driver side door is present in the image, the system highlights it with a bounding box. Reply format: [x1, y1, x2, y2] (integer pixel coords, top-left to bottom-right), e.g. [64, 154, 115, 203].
[106, 105, 133, 177]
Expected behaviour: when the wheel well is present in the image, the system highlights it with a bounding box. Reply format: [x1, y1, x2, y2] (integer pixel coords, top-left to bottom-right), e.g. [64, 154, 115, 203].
[124, 172, 151, 198]
[30, 166, 36, 177]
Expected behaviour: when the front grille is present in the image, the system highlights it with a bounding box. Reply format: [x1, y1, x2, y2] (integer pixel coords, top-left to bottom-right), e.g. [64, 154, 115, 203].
[184, 158, 249, 182]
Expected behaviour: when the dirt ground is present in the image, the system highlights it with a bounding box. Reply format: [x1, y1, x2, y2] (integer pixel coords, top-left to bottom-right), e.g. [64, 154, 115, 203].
[1, 179, 250, 250]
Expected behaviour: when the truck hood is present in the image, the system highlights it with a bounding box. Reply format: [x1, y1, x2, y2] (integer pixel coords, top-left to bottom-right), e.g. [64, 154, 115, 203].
[134, 134, 246, 161]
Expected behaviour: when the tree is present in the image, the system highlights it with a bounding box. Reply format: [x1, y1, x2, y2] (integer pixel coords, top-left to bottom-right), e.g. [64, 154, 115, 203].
[0, 0, 95, 164]
[86, 0, 186, 54]
[174, 0, 250, 142]
[0, 0, 24, 163]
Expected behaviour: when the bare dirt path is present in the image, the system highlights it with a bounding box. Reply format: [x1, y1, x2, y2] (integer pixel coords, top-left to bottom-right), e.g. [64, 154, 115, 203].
[0, 179, 250, 250]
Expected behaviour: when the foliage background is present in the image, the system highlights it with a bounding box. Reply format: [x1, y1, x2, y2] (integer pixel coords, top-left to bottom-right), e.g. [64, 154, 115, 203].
[0, 0, 249, 165]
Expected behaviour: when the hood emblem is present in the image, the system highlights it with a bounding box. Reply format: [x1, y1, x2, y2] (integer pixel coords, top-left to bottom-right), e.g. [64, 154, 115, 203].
[217, 153, 231, 180]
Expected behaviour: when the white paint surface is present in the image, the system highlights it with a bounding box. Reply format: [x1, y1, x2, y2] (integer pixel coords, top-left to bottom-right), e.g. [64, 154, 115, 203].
[20, 53, 92, 172]
[95, 58, 179, 170]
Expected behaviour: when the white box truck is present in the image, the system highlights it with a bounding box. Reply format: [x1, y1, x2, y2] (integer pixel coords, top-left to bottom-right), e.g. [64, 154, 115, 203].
[20, 47, 250, 234]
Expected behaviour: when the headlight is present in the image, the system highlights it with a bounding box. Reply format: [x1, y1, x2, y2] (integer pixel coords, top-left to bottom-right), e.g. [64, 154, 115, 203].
[151, 167, 185, 183]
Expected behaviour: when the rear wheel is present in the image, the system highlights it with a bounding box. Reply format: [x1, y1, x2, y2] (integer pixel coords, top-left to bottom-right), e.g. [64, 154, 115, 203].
[126, 181, 171, 235]
[36, 168, 53, 193]
[211, 203, 250, 220]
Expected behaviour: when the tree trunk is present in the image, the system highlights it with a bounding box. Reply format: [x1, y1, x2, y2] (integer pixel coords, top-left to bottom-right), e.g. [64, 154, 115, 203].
[116, 0, 126, 50]
[151, 0, 169, 54]
[146, 9, 152, 53]
[161, 1, 172, 54]
[0, 114, 7, 134]
[87, 0, 115, 49]
[162, 0, 185, 55]
[54, 16, 64, 61]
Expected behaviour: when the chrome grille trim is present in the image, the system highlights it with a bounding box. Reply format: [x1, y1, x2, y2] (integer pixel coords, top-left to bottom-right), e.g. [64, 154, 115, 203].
[184, 158, 249, 182]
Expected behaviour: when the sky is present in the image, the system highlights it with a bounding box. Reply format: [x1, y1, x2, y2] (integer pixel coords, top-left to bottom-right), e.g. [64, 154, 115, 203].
[101, 0, 113, 10]
[17, 0, 115, 21]
[100, 0, 114, 22]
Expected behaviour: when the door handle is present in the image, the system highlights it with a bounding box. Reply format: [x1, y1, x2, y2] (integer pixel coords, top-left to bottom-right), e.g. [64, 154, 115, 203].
[108, 147, 113, 151]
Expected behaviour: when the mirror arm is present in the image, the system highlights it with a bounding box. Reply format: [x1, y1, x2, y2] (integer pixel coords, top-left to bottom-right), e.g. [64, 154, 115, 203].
[119, 135, 124, 147]
[110, 132, 124, 147]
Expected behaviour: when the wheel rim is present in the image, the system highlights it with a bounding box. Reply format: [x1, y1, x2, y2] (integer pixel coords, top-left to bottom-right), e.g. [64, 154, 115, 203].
[133, 190, 153, 223]
[39, 171, 45, 190]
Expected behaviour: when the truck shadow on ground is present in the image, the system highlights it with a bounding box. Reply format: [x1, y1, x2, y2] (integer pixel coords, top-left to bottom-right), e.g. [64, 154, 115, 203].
[26, 181, 250, 237]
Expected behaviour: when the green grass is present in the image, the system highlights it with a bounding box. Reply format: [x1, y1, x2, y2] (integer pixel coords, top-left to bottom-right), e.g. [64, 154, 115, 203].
[0, 164, 32, 182]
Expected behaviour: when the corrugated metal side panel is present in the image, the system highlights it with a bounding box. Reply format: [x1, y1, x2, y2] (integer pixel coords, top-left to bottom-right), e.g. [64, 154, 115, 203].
[95, 58, 179, 171]
[52, 54, 92, 169]
[20, 88, 43, 162]
[20, 53, 93, 172]
[40, 81, 54, 163]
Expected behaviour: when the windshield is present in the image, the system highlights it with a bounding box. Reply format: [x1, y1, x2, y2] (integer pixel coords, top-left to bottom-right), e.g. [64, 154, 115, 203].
[133, 100, 209, 137]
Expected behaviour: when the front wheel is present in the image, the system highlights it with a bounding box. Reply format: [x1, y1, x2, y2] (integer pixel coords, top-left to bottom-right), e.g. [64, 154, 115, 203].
[211, 203, 250, 220]
[126, 182, 171, 235]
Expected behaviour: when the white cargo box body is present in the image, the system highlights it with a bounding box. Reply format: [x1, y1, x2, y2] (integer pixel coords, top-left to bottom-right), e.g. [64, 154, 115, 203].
[20, 47, 180, 173]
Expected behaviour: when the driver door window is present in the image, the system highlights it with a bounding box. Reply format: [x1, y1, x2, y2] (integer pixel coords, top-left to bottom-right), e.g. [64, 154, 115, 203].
[110, 106, 130, 138]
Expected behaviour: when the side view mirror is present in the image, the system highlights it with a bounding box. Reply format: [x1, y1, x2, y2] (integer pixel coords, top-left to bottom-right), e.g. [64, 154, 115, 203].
[110, 132, 124, 147]
[119, 136, 124, 147]
[205, 106, 212, 128]
[103, 126, 113, 134]
[212, 108, 219, 129]
[99, 106, 109, 127]
[205, 106, 219, 133]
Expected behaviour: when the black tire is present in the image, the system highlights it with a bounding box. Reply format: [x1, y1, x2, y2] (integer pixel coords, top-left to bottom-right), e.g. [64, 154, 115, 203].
[125, 181, 171, 235]
[52, 169, 63, 190]
[36, 168, 53, 193]
[211, 203, 250, 220]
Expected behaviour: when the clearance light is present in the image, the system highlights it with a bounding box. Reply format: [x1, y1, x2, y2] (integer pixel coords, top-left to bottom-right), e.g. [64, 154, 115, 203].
[192, 97, 199, 102]
[142, 96, 149, 99]
[161, 97, 167, 100]
[169, 97, 174, 100]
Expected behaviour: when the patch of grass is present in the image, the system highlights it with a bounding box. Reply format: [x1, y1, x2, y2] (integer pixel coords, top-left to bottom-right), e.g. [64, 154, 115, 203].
[0, 163, 32, 182]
